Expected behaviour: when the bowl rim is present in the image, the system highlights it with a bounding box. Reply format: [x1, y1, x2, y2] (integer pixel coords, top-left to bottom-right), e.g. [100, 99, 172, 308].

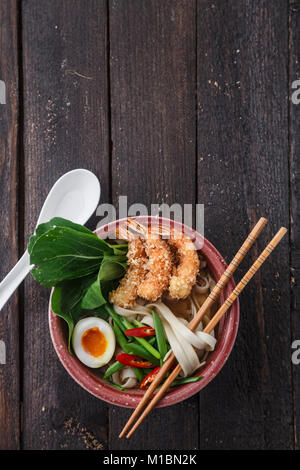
[49, 216, 240, 408]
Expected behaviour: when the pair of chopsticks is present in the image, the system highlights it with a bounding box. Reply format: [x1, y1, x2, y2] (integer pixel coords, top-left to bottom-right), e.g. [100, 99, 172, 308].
[119, 218, 287, 438]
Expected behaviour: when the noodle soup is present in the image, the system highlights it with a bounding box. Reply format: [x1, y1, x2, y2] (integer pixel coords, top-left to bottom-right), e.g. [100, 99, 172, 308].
[48, 216, 239, 407]
[101, 221, 218, 390]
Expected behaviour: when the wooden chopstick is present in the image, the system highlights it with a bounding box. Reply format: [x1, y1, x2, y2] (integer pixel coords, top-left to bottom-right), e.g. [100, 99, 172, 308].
[125, 227, 287, 438]
[119, 217, 267, 438]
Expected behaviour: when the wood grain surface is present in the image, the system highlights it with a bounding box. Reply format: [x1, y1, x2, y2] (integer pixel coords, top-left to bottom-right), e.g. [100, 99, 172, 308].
[108, 0, 198, 450]
[22, 0, 110, 450]
[0, 0, 20, 450]
[290, 0, 300, 450]
[196, 0, 292, 449]
[0, 0, 296, 450]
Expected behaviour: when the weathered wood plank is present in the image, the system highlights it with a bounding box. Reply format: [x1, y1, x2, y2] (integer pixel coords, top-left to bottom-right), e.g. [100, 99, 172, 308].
[289, 0, 300, 450]
[0, 0, 20, 450]
[22, 0, 110, 449]
[197, 0, 292, 449]
[108, 0, 198, 450]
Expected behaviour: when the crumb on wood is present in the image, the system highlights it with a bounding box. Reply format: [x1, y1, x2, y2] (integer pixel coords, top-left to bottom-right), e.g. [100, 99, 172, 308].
[44, 98, 57, 148]
[63, 417, 104, 451]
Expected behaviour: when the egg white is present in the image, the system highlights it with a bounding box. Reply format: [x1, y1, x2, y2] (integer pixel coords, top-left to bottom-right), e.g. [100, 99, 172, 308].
[72, 317, 116, 368]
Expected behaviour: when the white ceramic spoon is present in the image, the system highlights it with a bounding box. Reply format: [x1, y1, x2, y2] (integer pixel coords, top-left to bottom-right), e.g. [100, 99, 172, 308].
[0, 168, 101, 311]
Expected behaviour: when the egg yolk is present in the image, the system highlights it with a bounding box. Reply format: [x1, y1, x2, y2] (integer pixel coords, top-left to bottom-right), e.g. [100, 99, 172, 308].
[81, 327, 107, 357]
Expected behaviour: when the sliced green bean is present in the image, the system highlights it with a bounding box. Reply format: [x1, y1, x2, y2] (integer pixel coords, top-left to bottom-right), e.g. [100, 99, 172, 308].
[113, 322, 128, 351]
[104, 360, 143, 382]
[124, 342, 160, 366]
[121, 317, 160, 360]
[113, 318, 159, 365]
[152, 310, 167, 365]
[103, 361, 124, 379]
[133, 368, 144, 381]
[132, 319, 144, 327]
[132, 318, 156, 345]
[105, 379, 125, 391]
[148, 337, 156, 346]
[171, 376, 203, 387]
[106, 304, 160, 364]
[105, 304, 127, 333]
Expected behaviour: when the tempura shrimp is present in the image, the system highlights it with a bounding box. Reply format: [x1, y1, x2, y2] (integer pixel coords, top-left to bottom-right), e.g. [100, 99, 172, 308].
[109, 238, 147, 308]
[137, 238, 173, 302]
[168, 232, 199, 300]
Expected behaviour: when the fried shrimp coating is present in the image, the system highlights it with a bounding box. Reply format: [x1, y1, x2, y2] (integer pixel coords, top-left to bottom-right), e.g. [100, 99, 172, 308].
[168, 232, 200, 300]
[109, 238, 147, 308]
[137, 238, 173, 302]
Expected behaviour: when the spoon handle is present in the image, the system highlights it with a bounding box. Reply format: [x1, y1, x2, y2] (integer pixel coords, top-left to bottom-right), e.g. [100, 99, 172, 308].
[0, 251, 31, 311]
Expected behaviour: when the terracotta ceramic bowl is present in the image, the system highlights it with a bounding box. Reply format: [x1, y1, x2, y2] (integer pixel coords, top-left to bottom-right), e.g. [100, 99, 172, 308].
[49, 216, 239, 408]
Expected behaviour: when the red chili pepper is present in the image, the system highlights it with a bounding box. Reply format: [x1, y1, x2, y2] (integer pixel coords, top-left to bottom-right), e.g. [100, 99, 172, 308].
[124, 326, 156, 338]
[140, 367, 161, 389]
[116, 353, 154, 369]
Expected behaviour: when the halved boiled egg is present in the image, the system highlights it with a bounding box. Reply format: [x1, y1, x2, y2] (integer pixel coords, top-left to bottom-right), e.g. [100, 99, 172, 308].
[72, 317, 116, 368]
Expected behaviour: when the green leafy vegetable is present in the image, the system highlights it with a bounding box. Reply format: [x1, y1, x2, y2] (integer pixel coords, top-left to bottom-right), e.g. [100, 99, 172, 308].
[28, 217, 99, 255]
[98, 255, 127, 281]
[86, 305, 110, 320]
[28, 217, 128, 287]
[81, 279, 107, 310]
[30, 227, 110, 287]
[51, 274, 97, 352]
[81, 255, 127, 310]
[28, 217, 128, 353]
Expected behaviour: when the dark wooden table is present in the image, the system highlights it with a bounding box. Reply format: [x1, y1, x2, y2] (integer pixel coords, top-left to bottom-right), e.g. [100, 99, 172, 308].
[0, 0, 299, 450]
